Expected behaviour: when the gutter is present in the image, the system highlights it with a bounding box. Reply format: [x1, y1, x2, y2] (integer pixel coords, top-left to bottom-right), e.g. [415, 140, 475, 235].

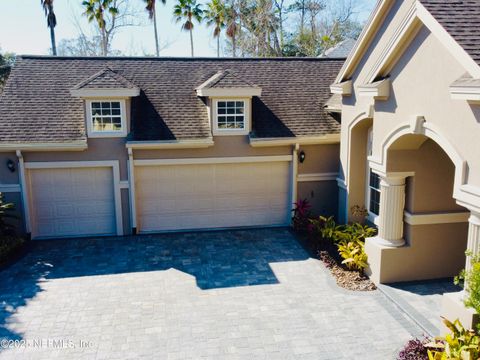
[0, 142, 88, 152]
[126, 138, 215, 150]
[249, 134, 340, 147]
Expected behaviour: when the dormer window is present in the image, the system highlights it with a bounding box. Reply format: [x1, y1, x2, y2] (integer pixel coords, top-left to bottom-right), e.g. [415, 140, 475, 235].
[212, 99, 250, 135]
[195, 70, 261, 137]
[217, 100, 245, 130]
[86, 99, 127, 137]
[70, 67, 140, 139]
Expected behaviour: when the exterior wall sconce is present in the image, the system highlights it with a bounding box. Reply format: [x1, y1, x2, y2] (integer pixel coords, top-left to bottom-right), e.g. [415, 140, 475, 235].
[6, 159, 15, 173]
[298, 151, 306, 163]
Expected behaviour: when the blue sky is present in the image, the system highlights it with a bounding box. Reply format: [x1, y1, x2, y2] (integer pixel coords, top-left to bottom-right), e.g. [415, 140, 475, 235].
[0, 0, 376, 57]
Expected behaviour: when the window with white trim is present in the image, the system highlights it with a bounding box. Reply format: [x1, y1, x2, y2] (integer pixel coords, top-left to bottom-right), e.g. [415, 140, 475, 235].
[216, 100, 245, 130]
[366, 127, 381, 218]
[86, 100, 127, 137]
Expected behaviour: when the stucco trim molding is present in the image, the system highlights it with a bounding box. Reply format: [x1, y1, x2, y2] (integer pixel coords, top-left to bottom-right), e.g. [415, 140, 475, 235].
[449, 86, 480, 102]
[0, 184, 21, 193]
[370, 120, 480, 212]
[297, 172, 338, 182]
[404, 211, 470, 225]
[249, 134, 340, 147]
[330, 81, 352, 96]
[358, 79, 391, 100]
[126, 138, 215, 150]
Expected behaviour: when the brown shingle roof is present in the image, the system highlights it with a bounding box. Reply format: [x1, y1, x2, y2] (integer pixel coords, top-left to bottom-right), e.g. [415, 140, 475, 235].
[72, 67, 139, 90]
[420, 0, 480, 67]
[0, 56, 344, 143]
[201, 69, 259, 89]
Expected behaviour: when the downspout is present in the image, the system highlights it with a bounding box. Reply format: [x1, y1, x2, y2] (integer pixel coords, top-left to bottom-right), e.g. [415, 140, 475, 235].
[127, 148, 137, 234]
[291, 144, 299, 222]
[16, 150, 31, 236]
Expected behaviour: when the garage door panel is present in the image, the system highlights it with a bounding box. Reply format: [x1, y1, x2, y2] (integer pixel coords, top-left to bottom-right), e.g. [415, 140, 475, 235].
[29, 167, 116, 238]
[136, 161, 291, 232]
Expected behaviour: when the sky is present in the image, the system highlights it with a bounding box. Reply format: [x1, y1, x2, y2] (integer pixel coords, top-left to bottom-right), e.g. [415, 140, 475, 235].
[0, 0, 376, 57]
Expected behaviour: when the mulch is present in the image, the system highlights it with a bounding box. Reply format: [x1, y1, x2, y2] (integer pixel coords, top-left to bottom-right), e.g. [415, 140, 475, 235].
[294, 231, 376, 292]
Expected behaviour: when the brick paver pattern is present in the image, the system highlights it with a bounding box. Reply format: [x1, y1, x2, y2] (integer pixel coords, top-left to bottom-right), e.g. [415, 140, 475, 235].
[0, 228, 423, 359]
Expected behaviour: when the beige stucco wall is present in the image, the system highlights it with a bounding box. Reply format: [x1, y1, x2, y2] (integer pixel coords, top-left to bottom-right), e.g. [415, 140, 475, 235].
[297, 144, 340, 217]
[341, 4, 480, 214]
[367, 222, 468, 283]
[339, 0, 480, 282]
[297, 144, 339, 175]
[388, 140, 464, 213]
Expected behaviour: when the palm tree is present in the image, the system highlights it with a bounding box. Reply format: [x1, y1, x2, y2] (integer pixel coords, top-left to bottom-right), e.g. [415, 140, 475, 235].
[82, 0, 119, 56]
[225, 1, 239, 57]
[144, 0, 166, 57]
[40, 0, 57, 55]
[173, 0, 203, 57]
[204, 0, 226, 57]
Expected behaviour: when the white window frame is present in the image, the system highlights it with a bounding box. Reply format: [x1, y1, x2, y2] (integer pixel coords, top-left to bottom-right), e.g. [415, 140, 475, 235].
[86, 99, 128, 138]
[212, 98, 250, 136]
[365, 127, 380, 225]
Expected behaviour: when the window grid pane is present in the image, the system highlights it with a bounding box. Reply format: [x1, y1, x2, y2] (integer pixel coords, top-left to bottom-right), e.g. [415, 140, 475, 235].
[217, 101, 245, 129]
[91, 101, 123, 132]
[368, 170, 381, 216]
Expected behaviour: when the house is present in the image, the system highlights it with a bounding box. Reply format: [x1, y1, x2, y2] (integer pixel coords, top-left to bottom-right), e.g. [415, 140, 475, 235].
[320, 38, 357, 59]
[0, 57, 342, 239]
[330, 0, 480, 327]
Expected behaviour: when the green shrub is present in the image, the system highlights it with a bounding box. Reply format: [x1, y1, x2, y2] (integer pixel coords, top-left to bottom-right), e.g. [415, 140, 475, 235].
[454, 252, 480, 325]
[336, 233, 368, 271]
[311, 216, 376, 272]
[425, 318, 480, 359]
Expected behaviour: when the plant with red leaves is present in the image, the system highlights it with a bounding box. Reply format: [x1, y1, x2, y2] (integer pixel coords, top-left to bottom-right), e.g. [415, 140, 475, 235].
[292, 199, 312, 234]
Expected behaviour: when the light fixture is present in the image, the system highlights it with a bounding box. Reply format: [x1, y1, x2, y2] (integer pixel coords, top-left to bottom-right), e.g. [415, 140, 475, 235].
[298, 151, 306, 163]
[6, 159, 15, 173]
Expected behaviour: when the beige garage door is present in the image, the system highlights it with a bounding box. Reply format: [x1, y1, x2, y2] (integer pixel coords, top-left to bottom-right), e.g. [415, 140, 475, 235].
[28, 167, 116, 239]
[135, 161, 291, 232]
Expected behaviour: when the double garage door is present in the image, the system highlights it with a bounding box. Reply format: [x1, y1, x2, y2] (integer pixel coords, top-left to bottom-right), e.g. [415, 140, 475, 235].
[26, 159, 292, 238]
[135, 160, 292, 232]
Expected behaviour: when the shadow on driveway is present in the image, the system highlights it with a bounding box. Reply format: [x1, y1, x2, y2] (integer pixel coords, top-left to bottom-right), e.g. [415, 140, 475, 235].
[0, 228, 308, 343]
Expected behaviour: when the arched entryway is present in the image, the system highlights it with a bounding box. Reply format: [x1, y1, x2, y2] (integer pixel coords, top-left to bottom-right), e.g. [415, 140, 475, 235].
[367, 134, 469, 283]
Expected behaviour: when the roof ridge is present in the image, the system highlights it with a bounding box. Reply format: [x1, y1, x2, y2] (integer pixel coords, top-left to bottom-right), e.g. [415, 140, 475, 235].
[17, 55, 346, 62]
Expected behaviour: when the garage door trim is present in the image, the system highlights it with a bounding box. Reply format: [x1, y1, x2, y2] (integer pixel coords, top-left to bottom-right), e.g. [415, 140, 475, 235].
[133, 155, 293, 167]
[24, 160, 123, 238]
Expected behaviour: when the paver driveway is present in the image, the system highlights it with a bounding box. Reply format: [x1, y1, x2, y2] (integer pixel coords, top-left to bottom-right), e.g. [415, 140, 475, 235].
[0, 228, 422, 359]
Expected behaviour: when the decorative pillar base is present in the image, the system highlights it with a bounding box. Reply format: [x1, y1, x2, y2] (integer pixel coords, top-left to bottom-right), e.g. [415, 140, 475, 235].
[441, 291, 479, 334]
[369, 235, 405, 248]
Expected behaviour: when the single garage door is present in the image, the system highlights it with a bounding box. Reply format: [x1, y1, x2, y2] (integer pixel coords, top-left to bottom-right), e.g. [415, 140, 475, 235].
[28, 167, 117, 239]
[135, 160, 291, 232]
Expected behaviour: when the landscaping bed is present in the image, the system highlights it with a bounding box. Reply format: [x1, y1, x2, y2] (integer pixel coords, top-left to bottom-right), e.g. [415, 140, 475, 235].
[318, 250, 376, 291]
[293, 200, 376, 292]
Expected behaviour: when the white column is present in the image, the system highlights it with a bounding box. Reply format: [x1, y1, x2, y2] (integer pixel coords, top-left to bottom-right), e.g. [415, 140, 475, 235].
[375, 175, 406, 247]
[466, 211, 480, 273]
